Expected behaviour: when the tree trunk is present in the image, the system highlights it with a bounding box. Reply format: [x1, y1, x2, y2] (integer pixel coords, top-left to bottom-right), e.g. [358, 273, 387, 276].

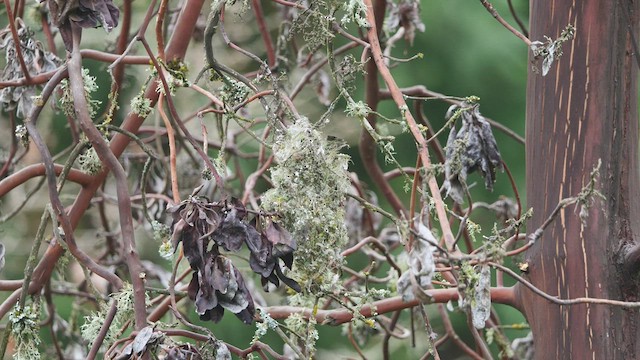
[518, 0, 640, 358]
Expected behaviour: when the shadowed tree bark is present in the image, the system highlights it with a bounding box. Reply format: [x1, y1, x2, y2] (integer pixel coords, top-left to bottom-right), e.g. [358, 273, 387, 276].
[519, 0, 640, 358]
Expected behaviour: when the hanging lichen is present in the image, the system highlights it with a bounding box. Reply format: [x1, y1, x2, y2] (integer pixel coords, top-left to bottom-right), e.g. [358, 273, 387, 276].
[261, 117, 350, 298]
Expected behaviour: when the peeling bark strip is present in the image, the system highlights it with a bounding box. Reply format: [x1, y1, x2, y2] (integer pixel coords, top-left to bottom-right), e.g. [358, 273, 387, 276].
[520, 0, 640, 358]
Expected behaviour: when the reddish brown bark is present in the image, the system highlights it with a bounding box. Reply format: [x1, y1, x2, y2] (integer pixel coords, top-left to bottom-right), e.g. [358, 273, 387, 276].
[519, 0, 640, 358]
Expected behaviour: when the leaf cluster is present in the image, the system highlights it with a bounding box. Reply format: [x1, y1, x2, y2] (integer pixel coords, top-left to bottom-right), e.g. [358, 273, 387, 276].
[169, 193, 299, 324]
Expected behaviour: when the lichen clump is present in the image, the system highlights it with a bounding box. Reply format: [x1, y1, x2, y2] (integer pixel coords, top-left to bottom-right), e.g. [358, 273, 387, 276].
[9, 302, 41, 360]
[261, 118, 350, 295]
[81, 283, 138, 350]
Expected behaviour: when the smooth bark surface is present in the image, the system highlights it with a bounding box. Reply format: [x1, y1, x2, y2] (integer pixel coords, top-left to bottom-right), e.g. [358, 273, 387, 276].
[520, 0, 640, 358]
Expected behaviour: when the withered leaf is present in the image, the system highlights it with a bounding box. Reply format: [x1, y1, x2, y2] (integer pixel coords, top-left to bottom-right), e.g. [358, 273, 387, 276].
[275, 264, 301, 293]
[191, 255, 255, 324]
[471, 265, 491, 329]
[212, 208, 260, 252]
[47, 0, 120, 51]
[248, 236, 275, 278]
[397, 222, 436, 302]
[249, 219, 300, 292]
[264, 220, 296, 254]
[384, 0, 425, 45]
[167, 195, 298, 324]
[0, 20, 60, 118]
[115, 326, 162, 360]
[443, 102, 503, 203]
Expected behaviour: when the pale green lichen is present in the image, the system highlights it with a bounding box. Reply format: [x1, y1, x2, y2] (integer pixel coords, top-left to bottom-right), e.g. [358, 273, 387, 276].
[130, 93, 152, 118]
[155, 60, 190, 96]
[261, 118, 350, 355]
[58, 68, 101, 119]
[284, 312, 318, 356]
[153, 220, 173, 259]
[288, 3, 334, 51]
[81, 284, 141, 350]
[466, 220, 481, 242]
[345, 100, 371, 119]
[341, 0, 370, 28]
[77, 146, 103, 175]
[9, 301, 41, 360]
[261, 118, 350, 295]
[252, 308, 279, 344]
[220, 78, 249, 108]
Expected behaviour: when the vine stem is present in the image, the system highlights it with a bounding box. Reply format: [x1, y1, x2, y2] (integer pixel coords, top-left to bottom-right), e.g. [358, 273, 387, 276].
[362, 0, 456, 251]
[86, 300, 119, 359]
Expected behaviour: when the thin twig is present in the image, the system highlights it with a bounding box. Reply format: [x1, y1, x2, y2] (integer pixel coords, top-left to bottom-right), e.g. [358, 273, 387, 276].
[156, 0, 169, 60]
[507, 0, 529, 38]
[86, 300, 119, 359]
[158, 94, 180, 203]
[478, 0, 532, 46]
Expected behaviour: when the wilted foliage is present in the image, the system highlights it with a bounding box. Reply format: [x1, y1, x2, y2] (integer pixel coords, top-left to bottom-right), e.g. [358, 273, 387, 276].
[384, 0, 425, 44]
[46, 0, 120, 50]
[169, 192, 299, 324]
[397, 221, 436, 302]
[0, 20, 59, 118]
[530, 24, 576, 76]
[443, 101, 503, 204]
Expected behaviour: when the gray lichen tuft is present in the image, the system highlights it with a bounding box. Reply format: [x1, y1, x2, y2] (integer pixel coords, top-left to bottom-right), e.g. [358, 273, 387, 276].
[261, 118, 350, 296]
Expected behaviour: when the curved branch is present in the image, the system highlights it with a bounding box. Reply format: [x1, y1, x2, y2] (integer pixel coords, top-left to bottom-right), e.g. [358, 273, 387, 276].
[0, 163, 93, 197]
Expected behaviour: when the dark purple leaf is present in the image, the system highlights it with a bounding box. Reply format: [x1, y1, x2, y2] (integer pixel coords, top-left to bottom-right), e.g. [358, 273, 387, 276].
[210, 256, 233, 293]
[212, 209, 260, 252]
[232, 272, 255, 324]
[250, 255, 275, 278]
[199, 305, 224, 322]
[229, 197, 247, 219]
[281, 252, 294, 269]
[263, 220, 296, 249]
[46, 0, 120, 51]
[261, 272, 280, 290]
[275, 264, 301, 293]
[187, 273, 199, 301]
[78, 0, 120, 30]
